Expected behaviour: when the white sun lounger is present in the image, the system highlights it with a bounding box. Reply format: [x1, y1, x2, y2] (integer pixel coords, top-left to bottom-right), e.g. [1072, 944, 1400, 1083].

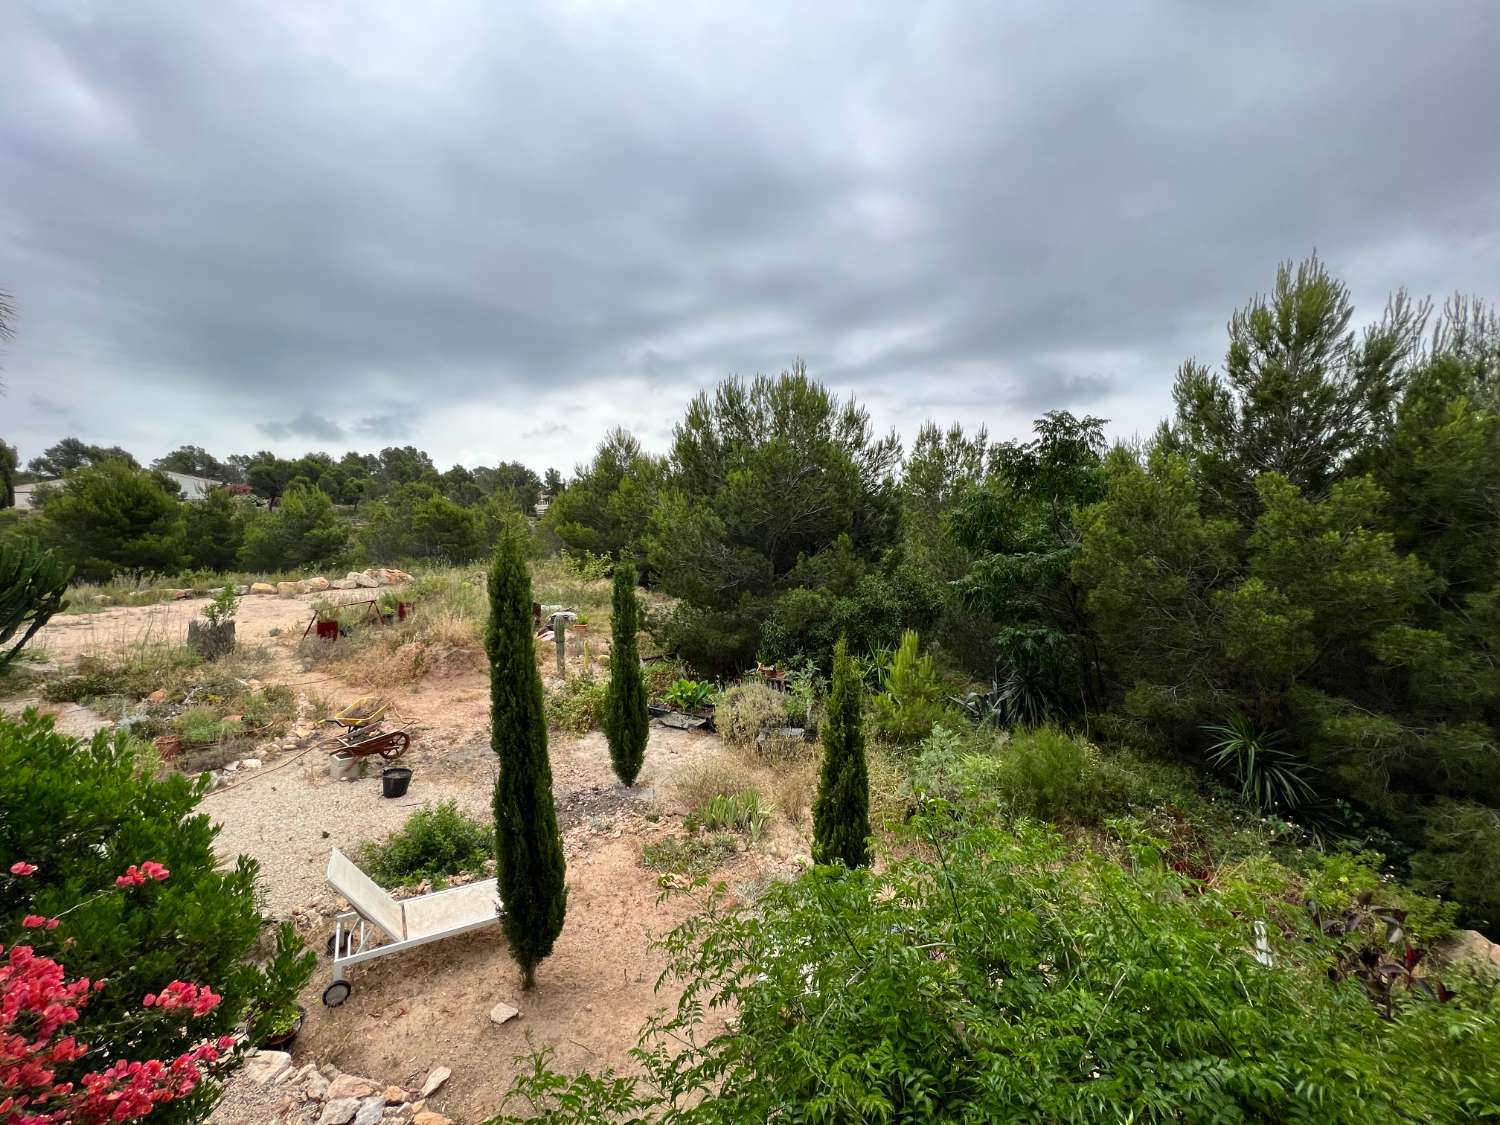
[321, 847, 502, 1006]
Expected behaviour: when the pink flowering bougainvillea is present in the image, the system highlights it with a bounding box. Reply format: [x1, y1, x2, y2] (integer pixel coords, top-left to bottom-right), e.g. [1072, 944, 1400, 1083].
[0, 943, 234, 1124]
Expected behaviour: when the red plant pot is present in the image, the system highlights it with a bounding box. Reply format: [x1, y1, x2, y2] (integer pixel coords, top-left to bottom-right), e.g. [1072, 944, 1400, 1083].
[315, 619, 339, 640]
[397, 602, 414, 620]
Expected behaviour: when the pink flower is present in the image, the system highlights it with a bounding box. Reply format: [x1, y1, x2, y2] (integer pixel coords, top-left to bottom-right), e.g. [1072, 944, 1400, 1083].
[143, 981, 221, 1017]
[21, 915, 59, 931]
[115, 866, 146, 887]
[140, 861, 170, 882]
[9, 861, 37, 876]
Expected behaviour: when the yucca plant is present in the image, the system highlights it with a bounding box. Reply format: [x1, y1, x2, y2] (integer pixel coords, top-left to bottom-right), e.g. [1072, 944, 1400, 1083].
[1203, 715, 1316, 813]
[0, 537, 73, 672]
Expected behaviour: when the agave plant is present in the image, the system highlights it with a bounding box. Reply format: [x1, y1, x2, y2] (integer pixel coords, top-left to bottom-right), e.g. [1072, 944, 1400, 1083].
[1203, 715, 1317, 812]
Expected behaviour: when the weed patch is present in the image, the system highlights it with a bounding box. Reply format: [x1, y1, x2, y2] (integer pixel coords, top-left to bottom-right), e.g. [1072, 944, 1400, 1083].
[641, 834, 738, 879]
[357, 800, 494, 889]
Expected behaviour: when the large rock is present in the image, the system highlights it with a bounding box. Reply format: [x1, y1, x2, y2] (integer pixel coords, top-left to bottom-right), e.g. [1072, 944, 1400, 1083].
[353, 571, 383, 589]
[250, 582, 276, 595]
[243, 1050, 292, 1085]
[328, 1074, 379, 1101]
[304, 575, 331, 592]
[1439, 929, 1500, 973]
[317, 1099, 360, 1125]
[276, 580, 300, 595]
[489, 1001, 519, 1026]
[378, 568, 413, 584]
[353, 1097, 386, 1125]
[330, 578, 359, 590]
[303, 1069, 331, 1101]
[418, 1067, 450, 1098]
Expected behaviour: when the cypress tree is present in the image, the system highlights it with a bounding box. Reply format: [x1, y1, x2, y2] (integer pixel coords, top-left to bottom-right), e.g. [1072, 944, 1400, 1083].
[812, 635, 871, 868]
[603, 561, 649, 786]
[487, 527, 567, 989]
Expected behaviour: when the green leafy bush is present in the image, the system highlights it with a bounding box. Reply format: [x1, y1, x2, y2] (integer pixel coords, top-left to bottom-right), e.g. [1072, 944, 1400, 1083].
[545, 675, 609, 734]
[716, 681, 789, 751]
[357, 800, 492, 889]
[0, 710, 307, 1120]
[38, 460, 188, 582]
[870, 629, 949, 746]
[239, 482, 347, 571]
[496, 811, 1500, 1123]
[664, 678, 717, 711]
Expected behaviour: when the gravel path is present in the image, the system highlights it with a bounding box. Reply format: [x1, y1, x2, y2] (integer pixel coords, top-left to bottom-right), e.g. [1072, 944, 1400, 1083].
[205, 743, 493, 918]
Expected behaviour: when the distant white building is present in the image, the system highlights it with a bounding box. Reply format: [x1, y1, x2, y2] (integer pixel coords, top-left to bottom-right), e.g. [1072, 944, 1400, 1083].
[12, 480, 56, 511]
[12, 471, 225, 510]
[158, 471, 224, 501]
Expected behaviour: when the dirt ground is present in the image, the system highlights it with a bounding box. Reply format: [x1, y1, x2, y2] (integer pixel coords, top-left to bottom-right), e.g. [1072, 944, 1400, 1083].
[13, 593, 806, 1124]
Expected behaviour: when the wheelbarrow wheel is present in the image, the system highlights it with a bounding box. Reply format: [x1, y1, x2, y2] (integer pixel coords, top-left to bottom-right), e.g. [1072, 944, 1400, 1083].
[379, 732, 411, 760]
[323, 981, 352, 1007]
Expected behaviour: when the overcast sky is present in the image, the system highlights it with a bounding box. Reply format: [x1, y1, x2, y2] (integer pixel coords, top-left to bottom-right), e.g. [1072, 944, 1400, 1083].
[3, 1, 1498, 476]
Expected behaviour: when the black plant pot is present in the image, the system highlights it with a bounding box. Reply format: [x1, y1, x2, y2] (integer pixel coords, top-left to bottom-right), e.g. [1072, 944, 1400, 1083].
[381, 766, 412, 798]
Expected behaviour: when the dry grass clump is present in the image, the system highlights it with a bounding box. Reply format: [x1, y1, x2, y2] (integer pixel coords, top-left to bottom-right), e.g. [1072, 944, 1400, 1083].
[767, 757, 819, 827]
[673, 749, 758, 811]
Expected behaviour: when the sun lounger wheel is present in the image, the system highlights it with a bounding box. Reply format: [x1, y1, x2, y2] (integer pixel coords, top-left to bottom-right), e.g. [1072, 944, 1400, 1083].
[322, 981, 352, 1007]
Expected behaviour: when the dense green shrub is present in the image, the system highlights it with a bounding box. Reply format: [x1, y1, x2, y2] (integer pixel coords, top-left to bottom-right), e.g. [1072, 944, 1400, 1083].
[40, 460, 188, 581]
[544, 675, 609, 734]
[494, 811, 1500, 1123]
[649, 599, 764, 679]
[870, 629, 949, 746]
[358, 800, 493, 889]
[183, 487, 246, 571]
[0, 710, 311, 1121]
[360, 482, 495, 562]
[239, 482, 347, 571]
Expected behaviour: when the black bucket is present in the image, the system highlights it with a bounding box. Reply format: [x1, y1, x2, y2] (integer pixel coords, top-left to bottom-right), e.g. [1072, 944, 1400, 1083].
[380, 766, 412, 799]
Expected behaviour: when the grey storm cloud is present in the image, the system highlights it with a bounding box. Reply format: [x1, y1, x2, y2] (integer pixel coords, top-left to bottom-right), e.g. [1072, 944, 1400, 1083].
[2, 0, 1499, 471]
[258, 411, 345, 442]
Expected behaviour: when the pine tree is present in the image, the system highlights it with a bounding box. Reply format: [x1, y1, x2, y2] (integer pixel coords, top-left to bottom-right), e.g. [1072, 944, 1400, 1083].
[487, 527, 567, 989]
[603, 561, 649, 786]
[812, 635, 871, 868]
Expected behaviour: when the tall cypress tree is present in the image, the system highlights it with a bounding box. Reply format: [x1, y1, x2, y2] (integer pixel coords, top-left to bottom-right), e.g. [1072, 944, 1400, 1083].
[812, 635, 871, 868]
[603, 561, 649, 786]
[487, 528, 567, 989]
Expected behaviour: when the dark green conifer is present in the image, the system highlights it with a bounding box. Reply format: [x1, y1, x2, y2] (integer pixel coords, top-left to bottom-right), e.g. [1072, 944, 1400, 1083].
[488, 527, 567, 989]
[812, 635, 871, 868]
[603, 561, 649, 786]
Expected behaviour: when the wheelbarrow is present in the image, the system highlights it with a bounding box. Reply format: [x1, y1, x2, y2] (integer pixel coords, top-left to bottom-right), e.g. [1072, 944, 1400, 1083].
[322, 697, 410, 761]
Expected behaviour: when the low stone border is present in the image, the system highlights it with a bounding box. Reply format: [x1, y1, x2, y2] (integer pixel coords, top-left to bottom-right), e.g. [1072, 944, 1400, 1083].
[242, 1050, 454, 1125]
